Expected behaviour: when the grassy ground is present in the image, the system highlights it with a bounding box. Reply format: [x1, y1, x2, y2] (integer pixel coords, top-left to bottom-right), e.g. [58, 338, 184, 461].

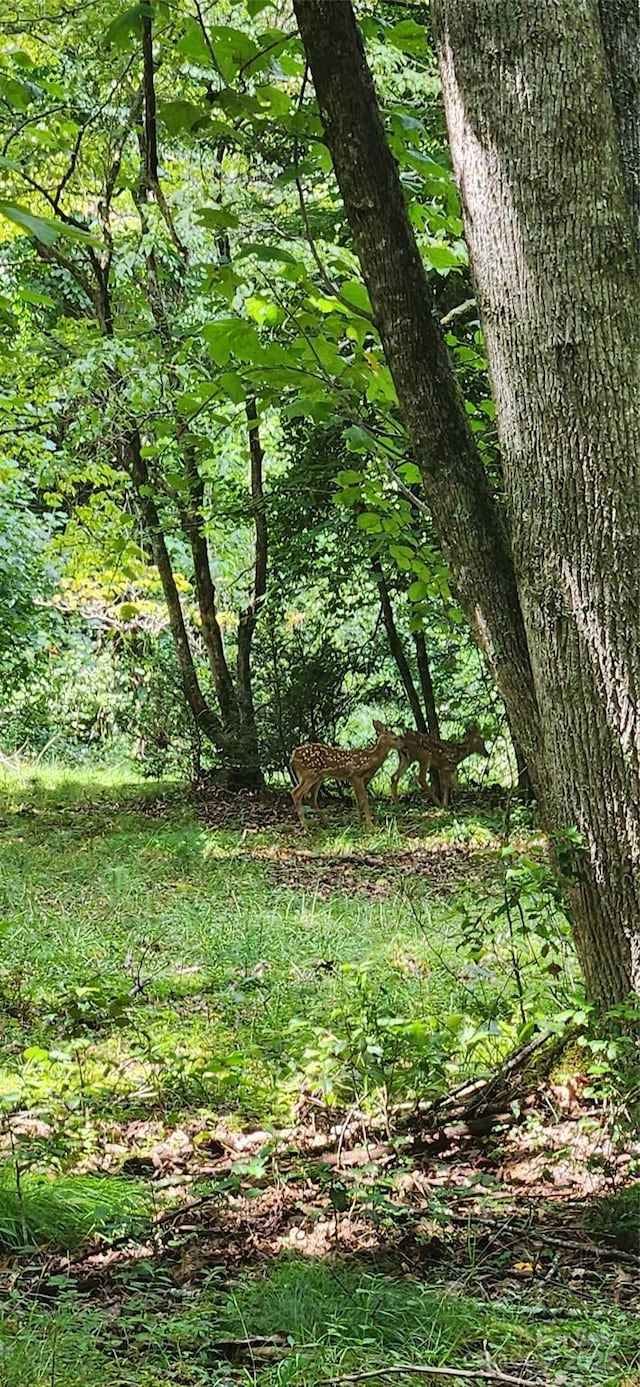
[0, 765, 637, 1386]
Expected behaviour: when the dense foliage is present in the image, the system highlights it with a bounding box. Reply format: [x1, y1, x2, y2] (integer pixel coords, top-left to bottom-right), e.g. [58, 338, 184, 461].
[0, 0, 501, 779]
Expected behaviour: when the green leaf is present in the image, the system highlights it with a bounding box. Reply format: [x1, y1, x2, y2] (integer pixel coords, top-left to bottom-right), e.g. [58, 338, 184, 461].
[329, 1184, 350, 1213]
[398, 461, 422, 484]
[339, 279, 372, 315]
[195, 206, 239, 231]
[235, 241, 299, 267]
[254, 84, 292, 118]
[281, 397, 335, 423]
[389, 544, 414, 571]
[177, 19, 217, 66]
[18, 288, 55, 307]
[176, 383, 219, 416]
[202, 318, 261, 366]
[344, 424, 376, 453]
[0, 75, 33, 110]
[159, 100, 208, 135]
[208, 26, 260, 82]
[403, 151, 451, 183]
[408, 580, 429, 601]
[245, 295, 285, 328]
[387, 18, 427, 56]
[0, 200, 95, 246]
[335, 469, 364, 486]
[425, 242, 467, 272]
[219, 371, 246, 404]
[0, 295, 17, 331]
[105, 5, 146, 45]
[357, 512, 382, 533]
[365, 365, 397, 406]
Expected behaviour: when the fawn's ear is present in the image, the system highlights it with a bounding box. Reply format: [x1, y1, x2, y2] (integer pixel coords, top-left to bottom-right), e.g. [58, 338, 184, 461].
[372, 718, 385, 735]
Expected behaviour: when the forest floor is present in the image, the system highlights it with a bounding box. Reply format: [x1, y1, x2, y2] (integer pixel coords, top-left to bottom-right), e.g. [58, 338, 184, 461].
[0, 766, 637, 1387]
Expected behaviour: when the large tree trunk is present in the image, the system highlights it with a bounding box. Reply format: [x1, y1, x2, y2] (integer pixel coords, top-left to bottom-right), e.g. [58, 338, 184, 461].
[293, 0, 541, 782]
[431, 0, 640, 1006]
[294, 0, 640, 1007]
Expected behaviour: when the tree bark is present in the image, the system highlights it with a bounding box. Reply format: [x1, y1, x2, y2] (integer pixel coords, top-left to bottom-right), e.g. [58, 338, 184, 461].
[432, 0, 640, 1005]
[141, 7, 159, 190]
[598, 0, 640, 240]
[293, 0, 542, 784]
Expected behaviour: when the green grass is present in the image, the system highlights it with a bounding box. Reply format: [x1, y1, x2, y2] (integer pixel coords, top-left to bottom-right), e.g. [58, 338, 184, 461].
[1, 1256, 637, 1387]
[0, 1169, 151, 1251]
[0, 766, 579, 1135]
[0, 767, 634, 1387]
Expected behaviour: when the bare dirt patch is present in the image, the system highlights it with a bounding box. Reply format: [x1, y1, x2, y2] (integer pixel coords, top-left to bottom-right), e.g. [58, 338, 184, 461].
[257, 842, 494, 899]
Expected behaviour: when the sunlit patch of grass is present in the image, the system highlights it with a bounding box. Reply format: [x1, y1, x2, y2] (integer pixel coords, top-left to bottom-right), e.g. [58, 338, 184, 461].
[0, 1166, 151, 1251]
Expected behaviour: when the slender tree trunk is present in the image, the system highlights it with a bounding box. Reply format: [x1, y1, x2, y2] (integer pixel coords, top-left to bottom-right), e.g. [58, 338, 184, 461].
[371, 555, 427, 732]
[126, 433, 224, 749]
[413, 631, 441, 739]
[235, 396, 267, 789]
[135, 11, 264, 788]
[293, 0, 542, 783]
[181, 451, 238, 731]
[432, 0, 640, 1005]
[413, 629, 442, 799]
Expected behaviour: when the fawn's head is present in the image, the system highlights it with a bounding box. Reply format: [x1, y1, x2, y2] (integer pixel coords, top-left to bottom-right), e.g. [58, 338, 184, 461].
[465, 723, 489, 757]
[372, 718, 403, 750]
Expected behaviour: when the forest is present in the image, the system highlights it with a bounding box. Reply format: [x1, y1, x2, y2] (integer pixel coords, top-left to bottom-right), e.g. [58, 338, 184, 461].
[0, 0, 638, 1383]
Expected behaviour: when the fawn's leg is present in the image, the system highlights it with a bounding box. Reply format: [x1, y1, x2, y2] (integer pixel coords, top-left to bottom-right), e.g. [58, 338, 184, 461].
[291, 776, 311, 830]
[417, 756, 441, 806]
[352, 776, 373, 828]
[391, 752, 411, 800]
[440, 770, 454, 809]
[308, 779, 328, 824]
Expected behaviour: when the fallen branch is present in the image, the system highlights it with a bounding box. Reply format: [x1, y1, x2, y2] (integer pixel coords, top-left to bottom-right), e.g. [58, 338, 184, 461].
[319, 1364, 545, 1386]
